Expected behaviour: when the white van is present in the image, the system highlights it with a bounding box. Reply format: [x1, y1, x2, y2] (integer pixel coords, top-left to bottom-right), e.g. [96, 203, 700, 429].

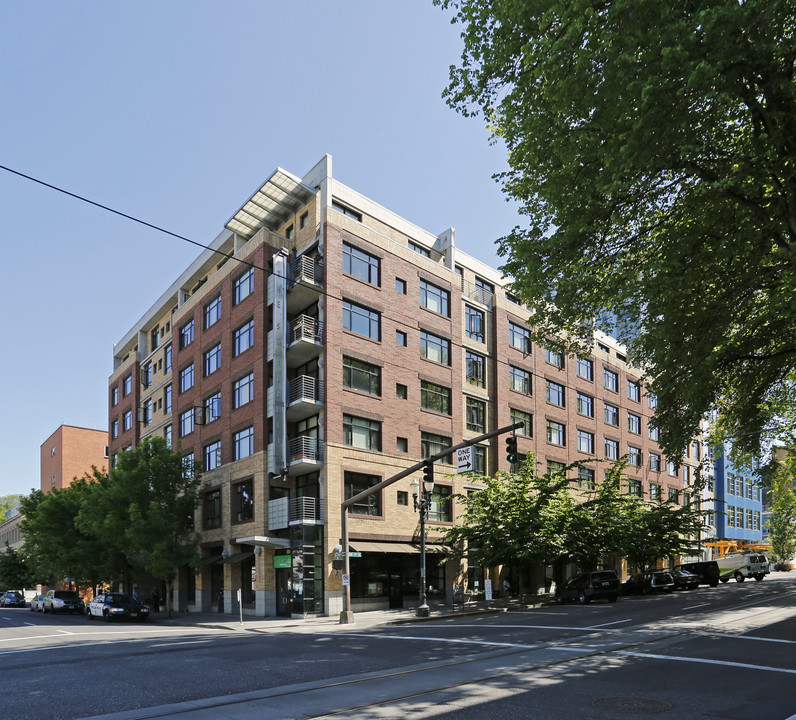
[718, 553, 770, 582]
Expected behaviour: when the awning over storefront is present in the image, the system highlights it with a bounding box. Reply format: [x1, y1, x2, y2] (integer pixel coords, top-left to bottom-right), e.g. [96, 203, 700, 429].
[199, 555, 224, 566]
[222, 551, 254, 565]
[235, 535, 291, 550]
[349, 542, 450, 555]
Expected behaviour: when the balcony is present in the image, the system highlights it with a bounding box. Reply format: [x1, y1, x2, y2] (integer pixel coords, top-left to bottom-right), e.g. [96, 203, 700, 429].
[461, 278, 494, 309]
[287, 375, 324, 422]
[290, 496, 321, 524]
[288, 435, 323, 475]
[286, 315, 323, 367]
[287, 255, 323, 315]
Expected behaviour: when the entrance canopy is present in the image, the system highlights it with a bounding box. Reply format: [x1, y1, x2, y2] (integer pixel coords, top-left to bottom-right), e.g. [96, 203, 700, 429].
[235, 535, 291, 550]
[349, 542, 449, 554]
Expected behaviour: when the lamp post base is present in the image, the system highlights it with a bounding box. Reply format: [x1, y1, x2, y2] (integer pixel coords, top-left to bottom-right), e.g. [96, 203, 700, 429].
[339, 610, 356, 624]
[416, 603, 430, 618]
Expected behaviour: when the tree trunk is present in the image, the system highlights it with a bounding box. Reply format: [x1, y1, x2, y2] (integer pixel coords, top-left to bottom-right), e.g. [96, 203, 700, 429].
[165, 579, 173, 618]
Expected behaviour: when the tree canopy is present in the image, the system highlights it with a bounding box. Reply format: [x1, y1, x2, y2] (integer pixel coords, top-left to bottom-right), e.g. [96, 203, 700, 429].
[764, 448, 796, 563]
[437, 0, 796, 459]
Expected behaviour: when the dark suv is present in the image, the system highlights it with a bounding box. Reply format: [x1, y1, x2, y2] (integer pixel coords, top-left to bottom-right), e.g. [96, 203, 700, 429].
[674, 561, 720, 587]
[0, 591, 26, 608]
[555, 570, 620, 604]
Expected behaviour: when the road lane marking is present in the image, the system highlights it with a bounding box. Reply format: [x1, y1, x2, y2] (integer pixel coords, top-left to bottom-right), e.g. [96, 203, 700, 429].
[335, 632, 539, 650]
[683, 603, 711, 610]
[586, 619, 631, 628]
[617, 650, 796, 674]
[398, 623, 623, 633]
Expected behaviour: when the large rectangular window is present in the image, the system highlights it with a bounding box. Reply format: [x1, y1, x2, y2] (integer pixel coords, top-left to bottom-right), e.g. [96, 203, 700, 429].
[204, 344, 222, 376]
[420, 280, 449, 316]
[345, 471, 381, 516]
[466, 351, 486, 388]
[511, 409, 533, 437]
[205, 296, 221, 329]
[420, 331, 450, 365]
[577, 358, 593, 381]
[343, 242, 380, 285]
[578, 467, 595, 489]
[649, 453, 661, 471]
[180, 409, 194, 437]
[123, 375, 132, 396]
[343, 414, 382, 451]
[605, 438, 619, 460]
[545, 348, 564, 368]
[628, 446, 642, 467]
[234, 426, 254, 460]
[465, 305, 485, 342]
[604, 403, 619, 426]
[123, 411, 132, 431]
[204, 441, 221, 471]
[343, 300, 380, 340]
[421, 380, 451, 415]
[234, 320, 254, 356]
[576, 392, 593, 417]
[421, 432, 452, 464]
[510, 366, 531, 395]
[546, 420, 565, 446]
[180, 320, 194, 349]
[509, 322, 530, 352]
[234, 267, 254, 304]
[180, 364, 194, 393]
[204, 488, 222, 529]
[233, 479, 254, 523]
[577, 429, 594, 454]
[164, 344, 172, 372]
[628, 413, 641, 434]
[546, 380, 565, 407]
[604, 368, 619, 392]
[205, 392, 221, 424]
[343, 357, 381, 395]
[428, 485, 452, 522]
[466, 397, 486, 432]
[234, 373, 254, 408]
[627, 380, 641, 402]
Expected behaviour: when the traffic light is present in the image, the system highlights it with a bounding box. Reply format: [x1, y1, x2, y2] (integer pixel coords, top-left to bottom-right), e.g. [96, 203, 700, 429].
[423, 460, 434, 488]
[505, 434, 518, 464]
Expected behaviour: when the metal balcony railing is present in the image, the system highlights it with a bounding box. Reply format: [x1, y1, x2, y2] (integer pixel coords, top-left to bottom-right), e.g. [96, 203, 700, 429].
[289, 435, 323, 463]
[289, 315, 323, 344]
[289, 375, 323, 405]
[290, 496, 318, 523]
[291, 255, 322, 287]
[461, 278, 494, 309]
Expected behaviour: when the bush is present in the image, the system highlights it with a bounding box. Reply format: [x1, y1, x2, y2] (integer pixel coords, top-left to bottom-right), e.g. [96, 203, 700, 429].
[774, 562, 793, 572]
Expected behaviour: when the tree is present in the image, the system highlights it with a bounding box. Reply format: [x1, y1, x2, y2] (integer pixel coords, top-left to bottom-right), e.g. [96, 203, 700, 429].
[765, 449, 796, 563]
[0, 546, 34, 589]
[437, 0, 796, 459]
[0, 494, 23, 517]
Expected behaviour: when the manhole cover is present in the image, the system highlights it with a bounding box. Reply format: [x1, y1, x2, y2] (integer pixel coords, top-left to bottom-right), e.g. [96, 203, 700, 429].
[592, 697, 673, 714]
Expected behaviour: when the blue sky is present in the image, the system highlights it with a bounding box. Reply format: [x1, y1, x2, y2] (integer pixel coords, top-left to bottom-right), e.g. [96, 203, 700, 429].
[0, 2, 521, 498]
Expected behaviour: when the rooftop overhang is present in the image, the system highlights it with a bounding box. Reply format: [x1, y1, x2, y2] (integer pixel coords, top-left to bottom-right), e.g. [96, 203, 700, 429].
[225, 168, 316, 240]
[235, 535, 292, 549]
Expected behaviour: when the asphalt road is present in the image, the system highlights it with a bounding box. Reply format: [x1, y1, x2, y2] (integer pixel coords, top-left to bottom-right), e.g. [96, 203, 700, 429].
[2, 573, 796, 720]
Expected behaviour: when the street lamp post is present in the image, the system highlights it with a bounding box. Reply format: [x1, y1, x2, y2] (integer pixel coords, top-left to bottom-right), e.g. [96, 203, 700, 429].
[411, 466, 435, 618]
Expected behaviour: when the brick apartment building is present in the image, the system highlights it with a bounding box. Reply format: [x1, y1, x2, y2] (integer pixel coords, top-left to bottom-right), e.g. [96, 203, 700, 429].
[107, 154, 706, 618]
[40, 424, 108, 493]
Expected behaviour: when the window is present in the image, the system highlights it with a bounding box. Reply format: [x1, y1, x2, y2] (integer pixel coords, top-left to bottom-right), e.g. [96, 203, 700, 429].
[233, 479, 254, 523]
[285, 224, 294, 240]
[628, 479, 642, 496]
[628, 413, 641, 434]
[180, 364, 194, 393]
[233, 373, 254, 408]
[546, 380, 565, 407]
[345, 471, 381, 516]
[420, 331, 450, 365]
[508, 365, 530, 395]
[421, 432, 452, 464]
[605, 438, 619, 460]
[547, 460, 566, 475]
[123, 375, 132, 396]
[234, 426, 254, 460]
[332, 200, 362, 221]
[234, 268, 254, 304]
[627, 380, 641, 402]
[205, 392, 221, 423]
[396, 330, 407, 346]
[545, 348, 564, 368]
[576, 392, 594, 417]
[628, 446, 642, 467]
[343, 242, 380, 285]
[143, 399, 152, 426]
[204, 488, 222, 529]
[428, 485, 452, 522]
[396, 383, 407, 399]
[397, 437, 408, 452]
[180, 320, 194, 349]
[604, 368, 618, 392]
[578, 467, 595, 489]
[649, 453, 661, 471]
[466, 351, 486, 387]
[204, 344, 222, 376]
[465, 305, 485, 342]
[546, 420, 565, 446]
[577, 429, 594, 454]
[668, 461, 678, 477]
[420, 280, 450, 316]
[421, 380, 451, 415]
[648, 393, 658, 409]
[234, 320, 254, 356]
[300, 211, 309, 229]
[343, 300, 380, 340]
[164, 384, 172, 413]
[684, 465, 692, 485]
[343, 356, 381, 395]
[506, 291, 522, 305]
[111, 387, 119, 406]
[164, 424, 172, 448]
[151, 326, 160, 350]
[179, 409, 194, 437]
[205, 296, 221, 329]
[343, 414, 382, 451]
[204, 441, 221, 471]
[668, 488, 679, 504]
[473, 445, 486, 474]
[604, 403, 619, 426]
[111, 420, 118, 439]
[408, 240, 430, 257]
[142, 362, 152, 389]
[164, 344, 172, 372]
[692, 441, 701, 460]
[649, 425, 660, 441]
[466, 397, 486, 432]
[123, 410, 133, 431]
[511, 409, 533, 436]
[727, 505, 735, 526]
[649, 483, 661, 500]
[396, 278, 406, 294]
[397, 490, 408, 506]
[509, 322, 530, 352]
[577, 358, 593, 381]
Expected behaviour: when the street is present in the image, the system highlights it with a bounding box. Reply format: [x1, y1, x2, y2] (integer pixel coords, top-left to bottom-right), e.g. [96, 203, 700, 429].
[2, 573, 796, 719]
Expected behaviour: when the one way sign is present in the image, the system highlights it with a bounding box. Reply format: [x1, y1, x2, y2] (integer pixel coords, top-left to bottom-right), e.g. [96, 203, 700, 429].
[456, 446, 473, 473]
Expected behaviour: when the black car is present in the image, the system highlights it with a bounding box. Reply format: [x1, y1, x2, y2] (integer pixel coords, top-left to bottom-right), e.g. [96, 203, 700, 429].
[674, 561, 720, 587]
[622, 571, 675, 595]
[86, 593, 150, 622]
[1, 590, 26, 608]
[555, 570, 620, 604]
[671, 568, 700, 590]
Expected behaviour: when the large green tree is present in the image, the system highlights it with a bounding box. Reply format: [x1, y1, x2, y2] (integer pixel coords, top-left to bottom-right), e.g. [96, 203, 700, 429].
[0, 546, 35, 589]
[765, 449, 796, 563]
[437, 0, 796, 459]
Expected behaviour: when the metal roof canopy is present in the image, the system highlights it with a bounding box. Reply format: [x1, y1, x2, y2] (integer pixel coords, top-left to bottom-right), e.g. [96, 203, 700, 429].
[225, 168, 315, 240]
[235, 535, 291, 549]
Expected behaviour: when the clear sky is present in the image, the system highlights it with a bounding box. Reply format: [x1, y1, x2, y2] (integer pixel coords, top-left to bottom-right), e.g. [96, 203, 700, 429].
[0, 1, 522, 498]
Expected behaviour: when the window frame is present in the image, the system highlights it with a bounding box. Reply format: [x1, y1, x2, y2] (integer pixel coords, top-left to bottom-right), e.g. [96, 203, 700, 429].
[343, 300, 381, 340]
[420, 279, 450, 317]
[343, 242, 380, 286]
[420, 380, 452, 415]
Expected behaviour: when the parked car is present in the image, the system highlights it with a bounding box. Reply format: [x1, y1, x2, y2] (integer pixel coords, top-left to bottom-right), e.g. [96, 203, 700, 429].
[43, 589, 82, 614]
[717, 553, 770, 582]
[622, 571, 675, 595]
[0, 590, 27, 608]
[29, 593, 46, 612]
[555, 570, 620, 604]
[674, 561, 721, 587]
[86, 593, 150, 622]
[671, 568, 700, 591]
